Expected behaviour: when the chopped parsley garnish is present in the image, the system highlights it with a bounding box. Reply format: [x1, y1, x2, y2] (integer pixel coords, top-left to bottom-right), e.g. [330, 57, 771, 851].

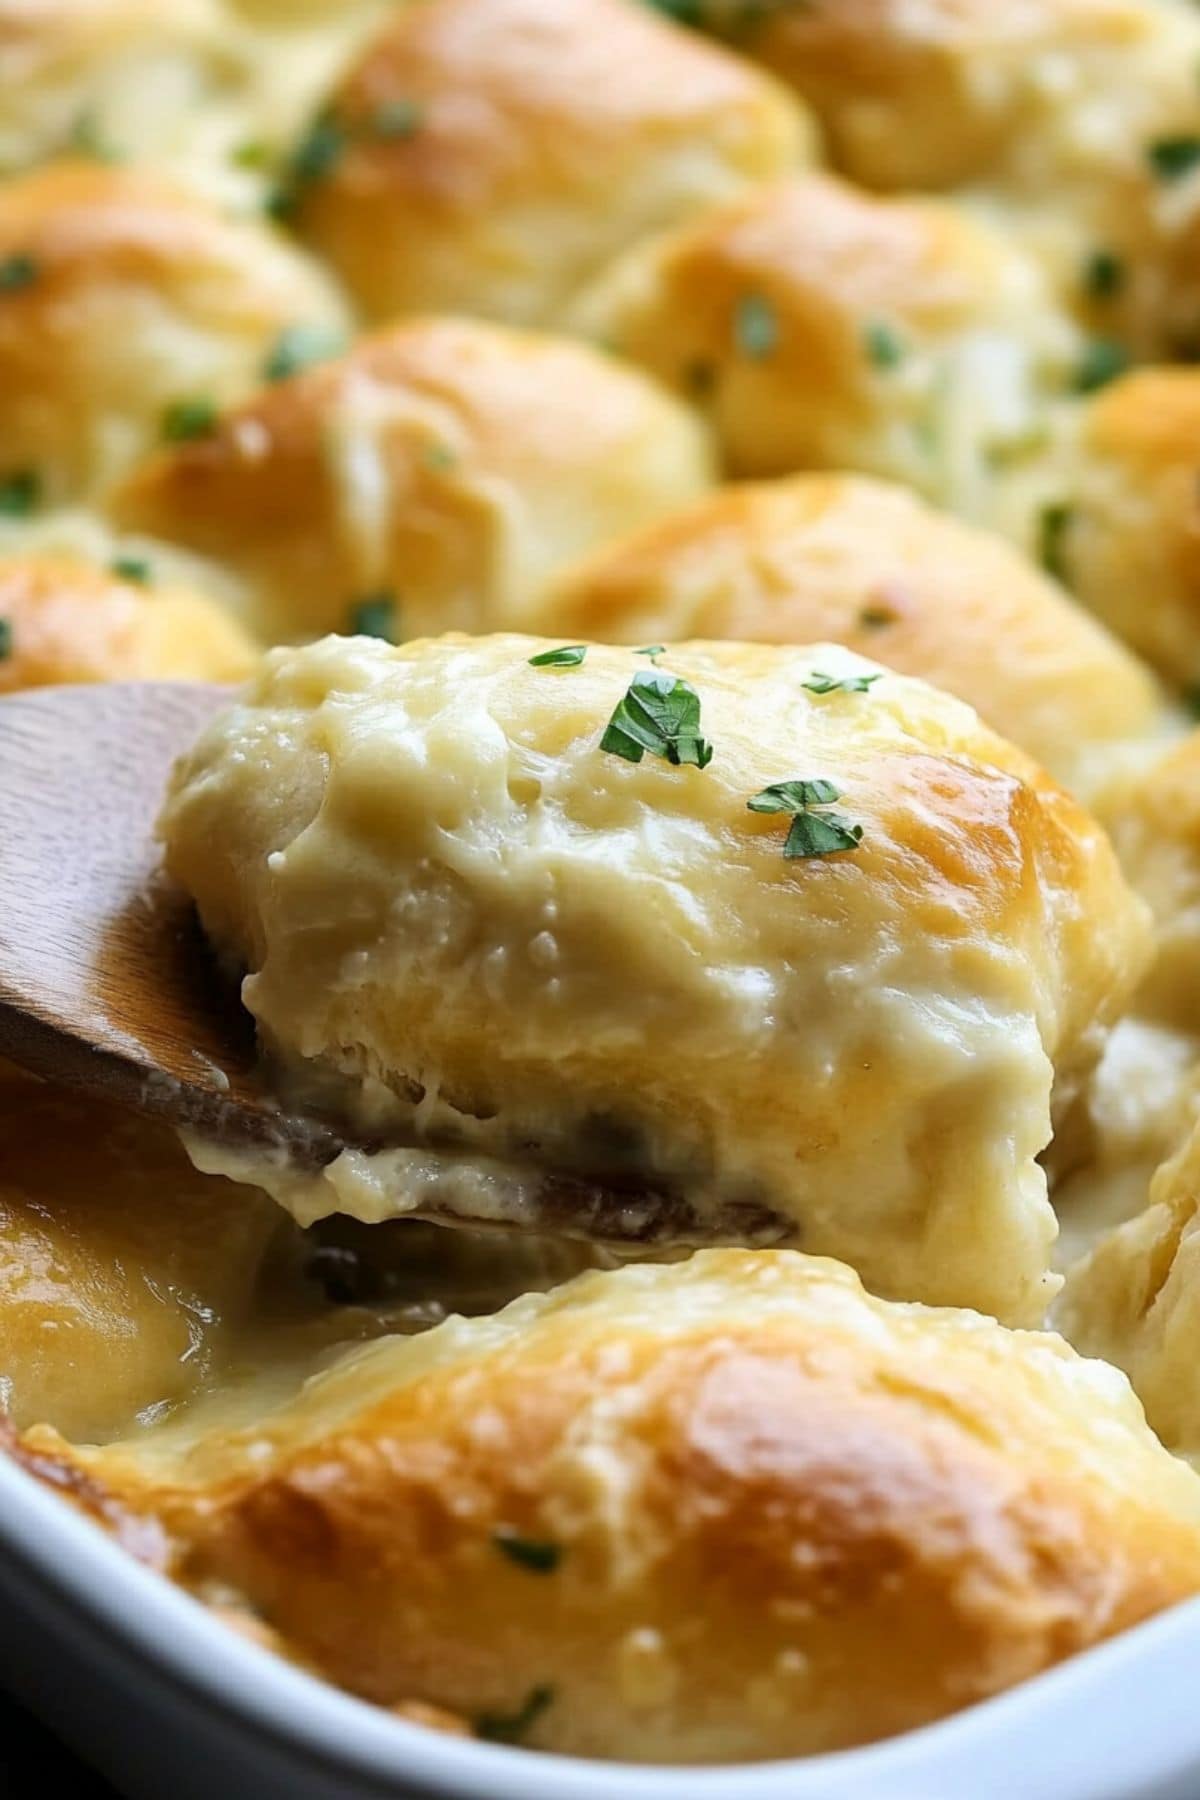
[1184, 683, 1200, 721]
[642, 0, 704, 22]
[863, 320, 904, 368]
[1149, 136, 1200, 181]
[747, 778, 863, 859]
[422, 441, 457, 472]
[269, 110, 346, 217]
[0, 469, 40, 516]
[475, 1684, 555, 1745]
[492, 1530, 562, 1573]
[528, 643, 587, 668]
[1038, 501, 1073, 582]
[263, 323, 345, 383]
[291, 111, 346, 185]
[600, 668, 713, 768]
[270, 97, 423, 217]
[0, 254, 36, 293]
[162, 397, 218, 443]
[734, 293, 778, 360]
[348, 592, 398, 641]
[373, 99, 424, 139]
[802, 669, 881, 696]
[857, 604, 895, 630]
[1074, 337, 1130, 394]
[232, 139, 270, 170]
[635, 644, 666, 661]
[1083, 249, 1124, 300]
[68, 110, 121, 162]
[0, 618, 11, 660]
[984, 424, 1050, 469]
[110, 556, 151, 584]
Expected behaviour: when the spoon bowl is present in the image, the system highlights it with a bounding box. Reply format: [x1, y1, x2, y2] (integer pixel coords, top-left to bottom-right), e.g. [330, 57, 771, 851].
[0, 683, 792, 1249]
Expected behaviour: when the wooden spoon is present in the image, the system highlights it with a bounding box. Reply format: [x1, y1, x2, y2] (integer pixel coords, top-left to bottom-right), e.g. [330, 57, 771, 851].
[0, 683, 790, 1249]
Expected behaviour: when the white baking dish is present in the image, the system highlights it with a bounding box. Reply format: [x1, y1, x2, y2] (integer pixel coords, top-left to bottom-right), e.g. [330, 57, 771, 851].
[3, 1451, 1200, 1800]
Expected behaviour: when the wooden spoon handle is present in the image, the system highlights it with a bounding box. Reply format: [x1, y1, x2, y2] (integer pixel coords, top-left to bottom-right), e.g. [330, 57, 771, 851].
[0, 682, 332, 1155]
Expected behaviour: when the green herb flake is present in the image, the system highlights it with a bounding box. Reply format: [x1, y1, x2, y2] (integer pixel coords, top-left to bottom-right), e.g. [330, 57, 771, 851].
[747, 778, 864, 860]
[1083, 249, 1124, 300]
[857, 604, 895, 630]
[475, 1684, 555, 1745]
[733, 292, 778, 360]
[802, 669, 881, 696]
[110, 556, 151, 584]
[600, 668, 713, 768]
[373, 98, 424, 139]
[1149, 136, 1200, 182]
[232, 139, 270, 170]
[1038, 501, 1073, 582]
[984, 423, 1050, 469]
[863, 320, 904, 369]
[492, 1530, 562, 1573]
[1074, 337, 1130, 395]
[0, 618, 12, 660]
[348, 592, 398, 641]
[422, 441, 457, 473]
[162, 397, 218, 443]
[0, 254, 36, 294]
[68, 111, 121, 162]
[292, 112, 346, 184]
[269, 110, 346, 216]
[634, 644, 666, 662]
[263, 322, 345, 383]
[528, 644, 587, 668]
[642, 0, 704, 22]
[0, 469, 40, 517]
[1184, 683, 1200, 721]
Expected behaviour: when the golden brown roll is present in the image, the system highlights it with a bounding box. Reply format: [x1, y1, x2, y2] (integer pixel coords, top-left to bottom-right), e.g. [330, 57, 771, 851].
[0, 159, 349, 502]
[700, 1, 1200, 356]
[0, 1066, 280, 1442]
[1101, 729, 1200, 1030]
[1050, 370, 1200, 684]
[160, 632, 1150, 1323]
[571, 173, 1079, 501]
[0, 552, 258, 690]
[35, 1249, 1200, 1761]
[695, 0, 1200, 201]
[1059, 1107, 1200, 1460]
[111, 316, 716, 644]
[542, 473, 1168, 798]
[284, 0, 812, 328]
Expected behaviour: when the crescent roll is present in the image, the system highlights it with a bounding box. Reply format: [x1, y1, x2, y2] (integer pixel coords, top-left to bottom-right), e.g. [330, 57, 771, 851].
[541, 473, 1169, 799]
[1050, 370, 1200, 685]
[0, 159, 348, 502]
[1059, 1109, 1200, 1461]
[29, 1250, 1200, 1761]
[571, 173, 1079, 507]
[0, 552, 257, 690]
[1101, 730, 1200, 1032]
[682, 0, 1195, 193]
[158, 633, 1150, 1324]
[692, 1, 1200, 357]
[110, 316, 716, 644]
[284, 0, 812, 328]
